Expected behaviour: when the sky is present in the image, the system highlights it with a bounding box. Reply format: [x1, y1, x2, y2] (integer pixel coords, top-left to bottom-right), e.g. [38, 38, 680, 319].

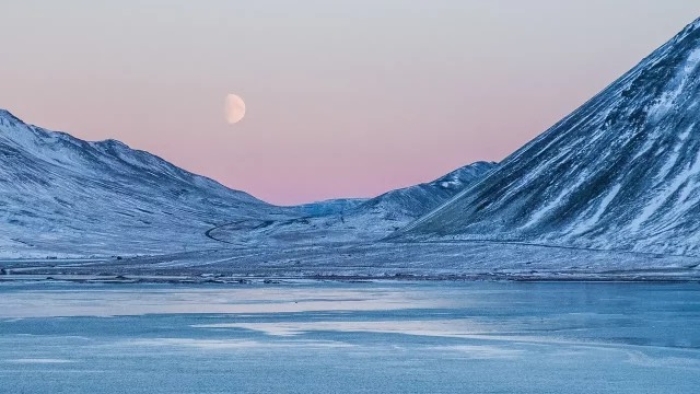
[1, 1, 700, 205]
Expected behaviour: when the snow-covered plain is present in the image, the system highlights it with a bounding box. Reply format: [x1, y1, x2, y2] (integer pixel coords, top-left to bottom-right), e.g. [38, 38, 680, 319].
[1, 281, 699, 394]
[2, 240, 698, 282]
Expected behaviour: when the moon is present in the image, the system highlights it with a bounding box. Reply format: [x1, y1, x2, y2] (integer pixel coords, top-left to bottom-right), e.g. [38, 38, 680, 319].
[225, 94, 246, 124]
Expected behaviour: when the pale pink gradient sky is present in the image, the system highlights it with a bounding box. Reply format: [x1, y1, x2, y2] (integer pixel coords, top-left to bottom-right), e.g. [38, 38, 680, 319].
[1, 1, 699, 205]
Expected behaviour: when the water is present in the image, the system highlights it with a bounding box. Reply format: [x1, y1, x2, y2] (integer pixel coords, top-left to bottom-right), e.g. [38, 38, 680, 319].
[0, 281, 699, 393]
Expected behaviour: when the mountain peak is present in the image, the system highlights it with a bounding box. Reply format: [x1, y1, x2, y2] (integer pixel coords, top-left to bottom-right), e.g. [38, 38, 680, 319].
[683, 16, 700, 33]
[0, 108, 16, 117]
[600, 17, 700, 128]
[0, 108, 24, 127]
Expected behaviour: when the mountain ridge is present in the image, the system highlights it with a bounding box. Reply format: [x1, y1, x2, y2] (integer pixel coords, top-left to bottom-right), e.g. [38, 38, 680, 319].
[1, 109, 262, 203]
[354, 161, 496, 220]
[0, 108, 286, 257]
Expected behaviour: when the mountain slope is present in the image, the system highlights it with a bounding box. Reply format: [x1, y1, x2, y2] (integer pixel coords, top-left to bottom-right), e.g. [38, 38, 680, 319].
[297, 198, 369, 217]
[401, 17, 700, 256]
[207, 162, 496, 245]
[0, 109, 286, 257]
[298, 162, 496, 219]
[355, 161, 496, 221]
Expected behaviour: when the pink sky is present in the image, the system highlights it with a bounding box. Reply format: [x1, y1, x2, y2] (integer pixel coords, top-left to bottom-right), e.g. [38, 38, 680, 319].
[2, 1, 699, 204]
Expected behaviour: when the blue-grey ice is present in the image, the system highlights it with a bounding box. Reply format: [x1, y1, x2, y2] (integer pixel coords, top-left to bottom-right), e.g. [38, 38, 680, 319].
[1, 281, 699, 393]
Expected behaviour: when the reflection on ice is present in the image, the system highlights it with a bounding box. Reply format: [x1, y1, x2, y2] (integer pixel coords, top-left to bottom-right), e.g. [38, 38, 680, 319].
[427, 345, 523, 360]
[193, 320, 492, 338]
[0, 285, 453, 318]
[119, 338, 354, 350]
[624, 350, 700, 370]
[3, 358, 74, 364]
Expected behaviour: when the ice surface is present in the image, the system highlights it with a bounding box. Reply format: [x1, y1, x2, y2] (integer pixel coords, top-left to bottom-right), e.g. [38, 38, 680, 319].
[1, 282, 699, 393]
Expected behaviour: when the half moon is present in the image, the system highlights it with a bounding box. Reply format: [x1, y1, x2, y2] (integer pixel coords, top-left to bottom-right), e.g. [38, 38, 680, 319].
[225, 94, 246, 124]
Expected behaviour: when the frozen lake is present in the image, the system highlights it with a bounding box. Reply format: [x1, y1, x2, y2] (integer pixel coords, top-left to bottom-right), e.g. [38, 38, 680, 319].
[1, 281, 699, 393]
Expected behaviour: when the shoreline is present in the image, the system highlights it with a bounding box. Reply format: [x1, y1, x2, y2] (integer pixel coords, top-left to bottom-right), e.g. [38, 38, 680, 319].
[2, 273, 699, 285]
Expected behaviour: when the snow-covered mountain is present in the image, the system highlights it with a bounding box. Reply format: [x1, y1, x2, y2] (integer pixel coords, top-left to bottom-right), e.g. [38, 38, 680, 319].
[207, 162, 496, 245]
[0, 109, 288, 257]
[297, 162, 495, 220]
[356, 161, 496, 221]
[401, 17, 700, 256]
[0, 108, 496, 256]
